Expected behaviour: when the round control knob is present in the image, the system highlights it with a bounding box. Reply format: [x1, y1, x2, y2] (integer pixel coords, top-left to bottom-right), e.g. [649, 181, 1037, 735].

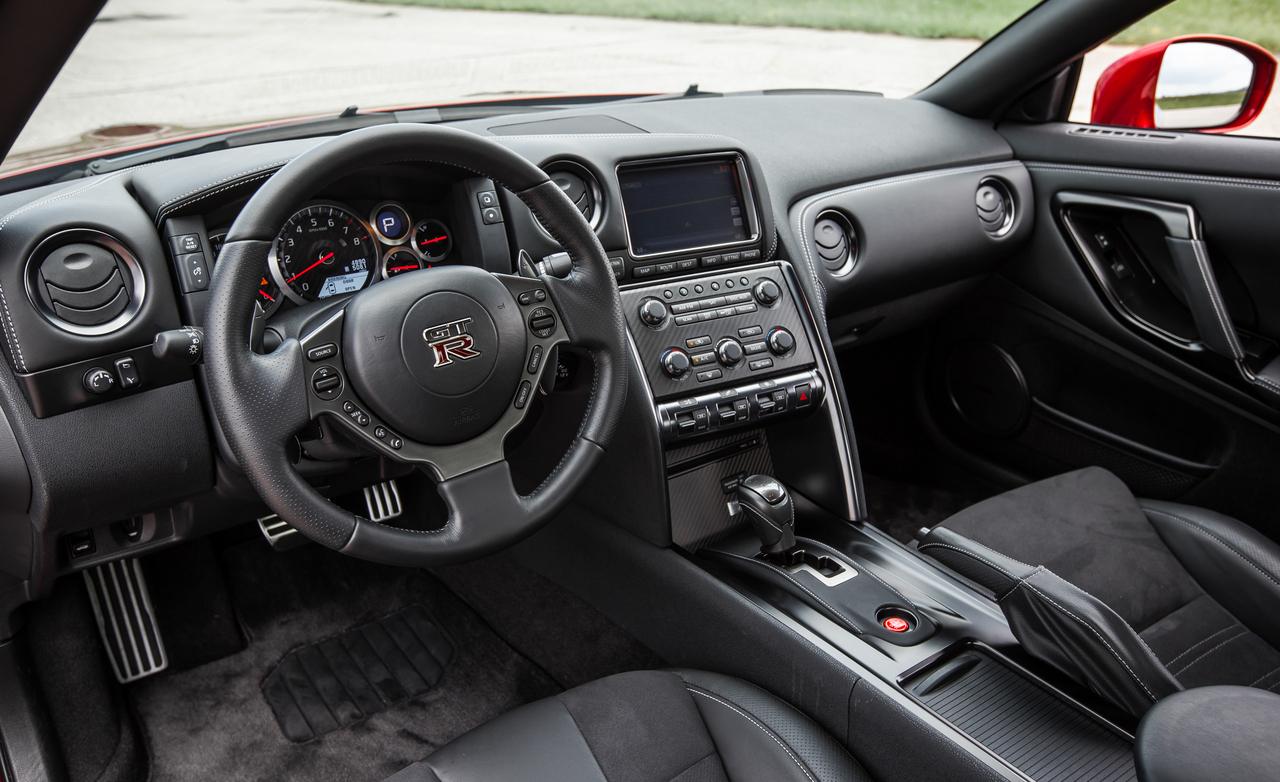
[83, 367, 115, 394]
[753, 279, 781, 307]
[638, 297, 668, 327]
[660, 348, 692, 378]
[767, 327, 796, 356]
[716, 338, 744, 367]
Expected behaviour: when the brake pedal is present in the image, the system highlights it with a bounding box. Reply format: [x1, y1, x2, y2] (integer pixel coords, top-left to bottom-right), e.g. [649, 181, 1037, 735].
[363, 479, 403, 523]
[83, 559, 168, 683]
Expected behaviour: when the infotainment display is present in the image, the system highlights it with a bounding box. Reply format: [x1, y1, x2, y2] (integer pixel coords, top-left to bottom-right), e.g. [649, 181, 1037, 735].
[618, 156, 754, 257]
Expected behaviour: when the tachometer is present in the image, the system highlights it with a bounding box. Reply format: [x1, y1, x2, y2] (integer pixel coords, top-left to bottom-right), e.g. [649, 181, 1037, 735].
[271, 204, 376, 303]
[411, 218, 452, 263]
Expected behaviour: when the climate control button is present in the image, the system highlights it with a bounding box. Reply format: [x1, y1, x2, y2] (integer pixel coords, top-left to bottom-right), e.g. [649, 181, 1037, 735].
[716, 338, 745, 367]
[660, 348, 692, 378]
[638, 297, 668, 327]
[767, 327, 796, 356]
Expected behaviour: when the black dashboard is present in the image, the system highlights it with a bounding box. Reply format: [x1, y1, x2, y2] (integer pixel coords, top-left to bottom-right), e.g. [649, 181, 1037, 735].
[0, 92, 1034, 600]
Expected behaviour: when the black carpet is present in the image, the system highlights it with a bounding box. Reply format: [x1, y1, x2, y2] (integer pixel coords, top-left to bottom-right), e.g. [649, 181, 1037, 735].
[130, 541, 560, 782]
[862, 473, 986, 543]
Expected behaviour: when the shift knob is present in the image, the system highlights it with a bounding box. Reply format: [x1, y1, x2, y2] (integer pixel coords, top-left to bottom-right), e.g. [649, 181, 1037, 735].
[736, 474, 795, 555]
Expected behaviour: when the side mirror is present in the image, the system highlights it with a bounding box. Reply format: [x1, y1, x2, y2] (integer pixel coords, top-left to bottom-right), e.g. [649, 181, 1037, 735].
[1091, 35, 1277, 133]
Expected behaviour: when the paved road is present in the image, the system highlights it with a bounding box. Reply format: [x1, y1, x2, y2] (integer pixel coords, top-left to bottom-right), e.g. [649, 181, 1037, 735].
[9, 0, 1278, 170]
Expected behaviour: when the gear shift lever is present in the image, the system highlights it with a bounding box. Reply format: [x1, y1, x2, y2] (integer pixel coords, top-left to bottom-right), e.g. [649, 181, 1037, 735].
[736, 475, 795, 555]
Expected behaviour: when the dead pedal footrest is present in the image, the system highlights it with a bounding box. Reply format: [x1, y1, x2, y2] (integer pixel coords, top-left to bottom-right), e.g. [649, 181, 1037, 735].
[83, 558, 169, 683]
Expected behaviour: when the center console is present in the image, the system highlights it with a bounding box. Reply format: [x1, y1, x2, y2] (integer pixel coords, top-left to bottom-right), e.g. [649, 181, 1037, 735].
[609, 149, 1141, 782]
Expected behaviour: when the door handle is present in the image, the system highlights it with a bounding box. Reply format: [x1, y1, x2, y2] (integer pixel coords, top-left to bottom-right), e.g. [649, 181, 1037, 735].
[1056, 191, 1280, 404]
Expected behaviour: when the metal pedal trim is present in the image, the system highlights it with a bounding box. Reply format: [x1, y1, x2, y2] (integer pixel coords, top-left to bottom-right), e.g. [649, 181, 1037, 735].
[363, 479, 403, 523]
[257, 513, 301, 549]
[83, 559, 168, 683]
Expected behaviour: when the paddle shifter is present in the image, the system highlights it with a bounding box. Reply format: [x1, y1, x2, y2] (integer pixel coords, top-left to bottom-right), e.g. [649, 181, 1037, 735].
[735, 474, 795, 555]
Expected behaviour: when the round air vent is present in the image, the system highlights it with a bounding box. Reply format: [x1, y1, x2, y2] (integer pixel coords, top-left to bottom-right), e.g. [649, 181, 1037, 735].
[976, 178, 1015, 237]
[544, 162, 603, 231]
[812, 210, 857, 275]
[26, 229, 145, 336]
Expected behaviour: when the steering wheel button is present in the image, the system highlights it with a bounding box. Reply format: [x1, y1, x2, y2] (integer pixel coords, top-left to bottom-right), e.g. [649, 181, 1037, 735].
[518, 291, 535, 306]
[527, 345, 544, 374]
[514, 380, 533, 409]
[347, 409, 370, 426]
[343, 401, 356, 413]
[374, 425, 387, 439]
[311, 366, 342, 400]
[388, 436, 403, 450]
[307, 343, 338, 362]
[528, 307, 557, 338]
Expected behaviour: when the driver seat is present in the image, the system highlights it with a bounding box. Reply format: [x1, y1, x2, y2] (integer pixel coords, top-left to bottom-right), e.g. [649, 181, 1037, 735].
[386, 669, 868, 782]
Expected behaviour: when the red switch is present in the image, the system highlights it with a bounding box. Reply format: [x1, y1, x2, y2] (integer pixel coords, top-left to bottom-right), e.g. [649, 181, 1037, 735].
[882, 616, 910, 633]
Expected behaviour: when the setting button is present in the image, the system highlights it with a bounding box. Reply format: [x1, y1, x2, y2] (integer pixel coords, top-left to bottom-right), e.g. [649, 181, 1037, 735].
[696, 369, 723, 382]
[685, 335, 712, 349]
[738, 325, 764, 339]
[311, 365, 342, 400]
[83, 367, 115, 395]
[528, 307, 557, 337]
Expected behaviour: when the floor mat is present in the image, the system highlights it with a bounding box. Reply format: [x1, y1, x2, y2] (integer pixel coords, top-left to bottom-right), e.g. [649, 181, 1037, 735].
[862, 473, 986, 543]
[263, 605, 455, 742]
[131, 541, 559, 782]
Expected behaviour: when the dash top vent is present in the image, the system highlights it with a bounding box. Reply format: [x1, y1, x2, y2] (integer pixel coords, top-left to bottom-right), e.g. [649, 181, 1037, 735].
[28, 229, 144, 334]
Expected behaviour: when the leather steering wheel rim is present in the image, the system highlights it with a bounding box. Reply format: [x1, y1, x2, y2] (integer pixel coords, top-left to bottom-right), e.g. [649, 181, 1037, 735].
[204, 124, 628, 566]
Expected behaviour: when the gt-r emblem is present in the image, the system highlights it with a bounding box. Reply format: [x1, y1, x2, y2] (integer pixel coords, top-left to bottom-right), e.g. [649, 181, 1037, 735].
[424, 318, 481, 367]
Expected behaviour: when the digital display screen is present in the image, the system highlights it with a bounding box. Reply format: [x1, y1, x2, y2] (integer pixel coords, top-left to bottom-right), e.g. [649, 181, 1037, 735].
[619, 158, 751, 256]
[317, 270, 370, 298]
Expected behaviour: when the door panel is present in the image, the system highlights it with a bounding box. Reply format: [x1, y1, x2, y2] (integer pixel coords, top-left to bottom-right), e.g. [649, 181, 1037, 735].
[924, 123, 1280, 538]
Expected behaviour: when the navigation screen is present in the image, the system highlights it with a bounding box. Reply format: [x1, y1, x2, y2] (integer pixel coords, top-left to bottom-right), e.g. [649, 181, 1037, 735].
[619, 158, 750, 256]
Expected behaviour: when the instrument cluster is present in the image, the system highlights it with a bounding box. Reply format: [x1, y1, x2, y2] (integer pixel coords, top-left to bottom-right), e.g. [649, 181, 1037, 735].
[209, 199, 457, 318]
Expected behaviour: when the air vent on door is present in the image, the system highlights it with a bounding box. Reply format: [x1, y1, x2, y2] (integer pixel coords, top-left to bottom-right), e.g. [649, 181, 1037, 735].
[812, 210, 857, 275]
[545, 162, 603, 231]
[27, 229, 145, 335]
[976, 178, 1015, 238]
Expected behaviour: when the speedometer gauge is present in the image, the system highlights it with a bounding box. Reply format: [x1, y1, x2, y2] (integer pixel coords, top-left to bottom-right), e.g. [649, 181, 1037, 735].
[271, 204, 376, 304]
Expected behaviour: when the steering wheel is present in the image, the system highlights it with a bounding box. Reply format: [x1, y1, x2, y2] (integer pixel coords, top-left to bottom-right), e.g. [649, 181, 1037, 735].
[204, 124, 629, 566]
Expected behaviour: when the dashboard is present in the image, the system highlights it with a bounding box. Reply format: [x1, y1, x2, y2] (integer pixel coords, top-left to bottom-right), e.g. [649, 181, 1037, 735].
[0, 91, 1033, 597]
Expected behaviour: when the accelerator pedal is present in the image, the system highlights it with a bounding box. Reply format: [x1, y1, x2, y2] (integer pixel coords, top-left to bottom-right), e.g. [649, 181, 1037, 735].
[83, 558, 168, 683]
[363, 479, 403, 523]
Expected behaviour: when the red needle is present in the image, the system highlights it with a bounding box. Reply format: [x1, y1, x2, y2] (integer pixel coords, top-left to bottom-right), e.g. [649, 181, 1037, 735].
[388, 265, 419, 272]
[285, 251, 334, 283]
[258, 289, 276, 302]
[419, 235, 448, 246]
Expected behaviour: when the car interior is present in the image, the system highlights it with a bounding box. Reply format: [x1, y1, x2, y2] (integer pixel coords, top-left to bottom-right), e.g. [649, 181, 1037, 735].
[2, 0, 1280, 780]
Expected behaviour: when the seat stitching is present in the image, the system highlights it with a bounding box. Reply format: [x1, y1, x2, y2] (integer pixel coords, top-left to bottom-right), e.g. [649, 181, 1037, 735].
[1162, 621, 1241, 667]
[917, 541, 1022, 586]
[1144, 507, 1280, 592]
[1248, 664, 1280, 688]
[686, 688, 817, 782]
[1170, 627, 1249, 675]
[1013, 580, 1159, 702]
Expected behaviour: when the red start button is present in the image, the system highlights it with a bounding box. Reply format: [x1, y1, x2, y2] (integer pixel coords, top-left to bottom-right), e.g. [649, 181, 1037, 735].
[882, 616, 911, 633]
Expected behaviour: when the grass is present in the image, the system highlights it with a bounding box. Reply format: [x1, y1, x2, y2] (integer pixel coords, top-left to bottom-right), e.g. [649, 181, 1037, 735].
[354, 0, 1280, 51]
[1156, 89, 1247, 110]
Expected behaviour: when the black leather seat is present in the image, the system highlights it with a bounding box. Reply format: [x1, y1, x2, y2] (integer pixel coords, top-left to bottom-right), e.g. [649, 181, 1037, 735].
[386, 669, 868, 782]
[919, 467, 1280, 716]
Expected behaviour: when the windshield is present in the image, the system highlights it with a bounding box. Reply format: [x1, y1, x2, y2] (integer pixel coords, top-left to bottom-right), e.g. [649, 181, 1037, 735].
[4, 0, 1044, 174]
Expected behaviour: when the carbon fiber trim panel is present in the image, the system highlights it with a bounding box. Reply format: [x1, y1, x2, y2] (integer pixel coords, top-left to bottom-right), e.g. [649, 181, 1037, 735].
[668, 431, 773, 549]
